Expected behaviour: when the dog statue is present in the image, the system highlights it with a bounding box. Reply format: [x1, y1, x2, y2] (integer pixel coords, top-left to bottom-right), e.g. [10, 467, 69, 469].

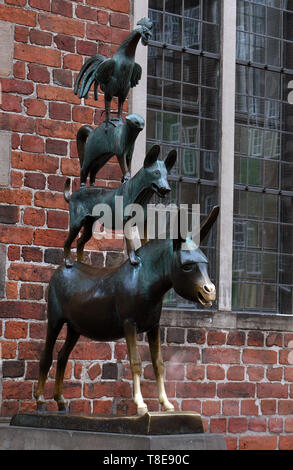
[77, 114, 145, 187]
[63, 145, 176, 267]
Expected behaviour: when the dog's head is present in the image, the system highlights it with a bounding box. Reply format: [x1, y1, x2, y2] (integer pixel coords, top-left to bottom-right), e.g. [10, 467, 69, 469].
[142, 145, 176, 198]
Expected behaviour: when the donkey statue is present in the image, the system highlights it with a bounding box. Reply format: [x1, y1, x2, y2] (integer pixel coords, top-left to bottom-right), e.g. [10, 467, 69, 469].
[35, 206, 219, 415]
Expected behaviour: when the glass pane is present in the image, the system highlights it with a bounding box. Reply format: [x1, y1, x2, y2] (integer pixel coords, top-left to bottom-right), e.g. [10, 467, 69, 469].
[262, 284, 277, 312]
[251, 4, 266, 34]
[248, 128, 264, 157]
[200, 151, 218, 180]
[165, 14, 182, 45]
[146, 110, 162, 140]
[149, 0, 163, 11]
[282, 133, 293, 161]
[282, 102, 293, 132]
[247, 192, 262, 217]
[201, 88, 217, 118]
[280, 255, 293, 285]
[251, 34, 265, 63]
[266, 38, 281, 66]
[164, 49, 181, 81]
[184, 19, 200, 49]
[247, 221, 261, 247]
[279, 285, 293, 314]
[183, 54, 199, 84]
[147, 77, 162, 109]
[201, 57, 219, 87]
[263, 253, 278, 282]
[284, 41, 293, 69]
[264, 159, 279, 188]
[280, 195, 293, 223]
[182, 115, 199, 146]
[250, 68, 265, 97]
[263, 223, 278, 249]
[237, 0, 250, 31]
[235, 156, 247, 184]
[237, 65, 249, 94]
[149, 10, 164, 42]
[163, 113, 180, 143]
[184, 0, 200, 19]
[181, 148, 199, 177]
[182, 84, 199, 115]
[248, 158, 262, 185]
[180, 182, 197, 205]
[246, 283, 262, 309]
[202, 23, 219, 53]
[202, 0, 219, 23]
[264, 194, 278, 220]
[235, 125, 249, 155]
[264, 131, 280, 159]
[280, 224, 293, 253]
[232, 282, 246, 309]
[200, 120, 218, 150]
[165, 0, 182, 15]
[284, 11, 293, 41]
[237, 31, 250, 60]
[163, 81, 181, 112]
[281, 163, 293, 190]
[266, 71, 280, 100]
[199, 185, 218, 215]
[267, 7, 282, 37]
[249, 97, 265, 126]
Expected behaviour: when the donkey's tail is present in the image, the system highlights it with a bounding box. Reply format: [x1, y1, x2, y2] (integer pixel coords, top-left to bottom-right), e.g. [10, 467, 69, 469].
[63, 178, 71, 203]
[76, 125, 93, 167]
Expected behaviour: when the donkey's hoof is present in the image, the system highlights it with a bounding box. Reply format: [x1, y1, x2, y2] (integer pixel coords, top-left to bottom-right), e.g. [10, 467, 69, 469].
[36, 400, 47, 412]
[57, 401, 68, 412]
[137, 405, 148, 416]
[164, 404, 175, 412]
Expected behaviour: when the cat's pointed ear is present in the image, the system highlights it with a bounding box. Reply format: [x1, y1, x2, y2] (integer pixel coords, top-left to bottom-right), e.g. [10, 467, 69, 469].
[165, 150, 177, 173]
[144, 145, 160, 168]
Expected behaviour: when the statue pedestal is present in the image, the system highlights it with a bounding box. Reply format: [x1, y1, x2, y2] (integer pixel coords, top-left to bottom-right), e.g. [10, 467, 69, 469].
[2, 412, 226, 450]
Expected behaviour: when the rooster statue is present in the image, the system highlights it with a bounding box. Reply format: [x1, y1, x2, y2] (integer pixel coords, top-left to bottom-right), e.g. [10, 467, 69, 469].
[74, 17, 152, 123]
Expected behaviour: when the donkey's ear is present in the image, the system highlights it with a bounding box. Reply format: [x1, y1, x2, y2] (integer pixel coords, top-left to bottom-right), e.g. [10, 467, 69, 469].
[144, 145, 160, 168]
[172, 209, 186, 251]
[165, 150, 177, 173]
[200, 206, 219, 242]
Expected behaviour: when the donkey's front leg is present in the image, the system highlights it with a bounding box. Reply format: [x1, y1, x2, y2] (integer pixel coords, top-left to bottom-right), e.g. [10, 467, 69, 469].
[124, 319, 148, 415]
[147, 324, 175, 412]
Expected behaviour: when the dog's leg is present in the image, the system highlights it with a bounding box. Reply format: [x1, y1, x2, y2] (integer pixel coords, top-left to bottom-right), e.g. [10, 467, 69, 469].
[64, 224, 81, 268]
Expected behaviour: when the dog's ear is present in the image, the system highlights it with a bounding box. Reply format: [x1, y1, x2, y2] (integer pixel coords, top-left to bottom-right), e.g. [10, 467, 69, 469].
[165, 150, 177, 173]
[144, 145, 160, 168]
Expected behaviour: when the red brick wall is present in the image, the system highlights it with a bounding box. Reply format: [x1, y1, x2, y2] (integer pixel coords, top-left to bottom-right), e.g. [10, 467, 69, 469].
[1, 0, 293, 452]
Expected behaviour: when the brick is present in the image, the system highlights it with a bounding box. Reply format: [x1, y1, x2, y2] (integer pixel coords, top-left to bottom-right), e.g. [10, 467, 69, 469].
[0, 113, 34, 133]
[10, 170, 23, 189]
[266, 332, 282, 347]
[5, 282, 18, 299]
[227, 366, 244, 381]
[34, 191, 68, 210]
[24, 172, 46, 190]
[21, 135, 44, 153]
[44, 248, 63, 265]
[247, 331, 264, 347]
[84, 381, 131, 399]
[76, 5, 97, 21]
[207, 330, 226, 345]
[36, 118, 79, 139]
[46, 139, 68, 156]
[261, 399, 276, 415]
[29, 29, 52, 46]
[110, 12, 129, 29]
[15, 43, 61, 67]
[218, 382, 255, 398]
[24, 99, 47, 117]
[29, 0, 51, 10]
[0, 94, 22, 113]
[185, 364, 205, 381]
[228, 417, 247, 434]
[14, 25, 29, 43]
[0, 226, 33, 245]
[76, 40, 97, 56]
[111, 28, 129, 46]
[279, 436, 293, 450]
[86, 23, 111, 42]
[97, 10, 109, 26]
[207, 365, 225, 380]
[13, 61, 26, 79]
[3, 360, 25, 378]
[87, 0, 129, 14]
[1, 340, 17, 358]
[72, 106, 93, 123]
[202, 400, 220, 416]
[102, 362, 118, 380]
[47, 210, 68, 229]
[54, 34, 76, 53]
[27, 64, 50, 83]
[52, 0, 73, 17]
[20, 283, 43, 300]
[5, 0, 27, 5]
[8, 246, 20, 261]
[239, 436, 277, 450]
[0, 301, 45, 320]
[257, 383, 288, 398]
[48, 175, 68, 192]
[69, 400, 91, 414]
[247, 366, 264, 381]
[61, 157, 81, 177]
[70, 342, 111, 360]
[1, 78, 34, 95]
[248, 417, 267, 432]
[23, 208, 45, 228]
[241, 399, 259, 416]
[285, 368, 293, 381]
[202, 347, 240, 364]
[186, 328, 206, 345]
[49, 102, 71, 122]
[165, 363, 185, 381]
[63, 53, 83, 71]
[5, 321, 28, 339]
[92, 400, 113, 415]
[162, 345, 199, 363]
[167, 328, 184, 344]
[34, 229, 68, 247]
[8, 263, 54, 283]
[22, 247, 43, 262]
[210, 418, 226, 433]
[227, 331, 245, 346]
[278, 400, 293, 415]
[2, 381, 33, 399]
[285, 417, 293, 432]
[269, 417, 283, 433]
[18, 341, 44, 360]
[0, 4, 36, 26]
[266, 366, 283, 381]
[222, 400, 239, 416]
[87, 362, 101, 380]
[242, 349, 277, 364]
[39, 14, 84, 37]
[53, 69, 72, 88]
[176, 382, 216, 398]
[0, 205, 19, 224]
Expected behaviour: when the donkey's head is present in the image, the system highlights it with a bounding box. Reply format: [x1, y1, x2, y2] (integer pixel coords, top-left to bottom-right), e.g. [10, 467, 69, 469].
[142, 145, 177, 198]
[171, 206, 219, 308]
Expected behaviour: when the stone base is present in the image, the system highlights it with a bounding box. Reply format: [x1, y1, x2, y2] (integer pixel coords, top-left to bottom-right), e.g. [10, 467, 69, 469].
[10, 411, 203, 435]
[1, 422, 226, 450]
